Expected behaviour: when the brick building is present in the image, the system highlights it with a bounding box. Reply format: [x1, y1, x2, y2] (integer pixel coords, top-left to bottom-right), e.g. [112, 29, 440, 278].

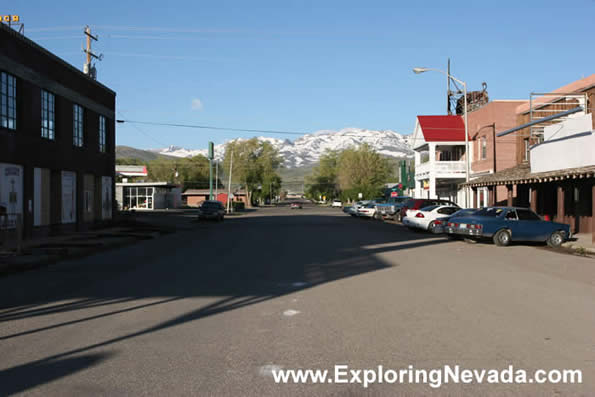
[463, 75, 595, 241]
[0, 24, 116, 238]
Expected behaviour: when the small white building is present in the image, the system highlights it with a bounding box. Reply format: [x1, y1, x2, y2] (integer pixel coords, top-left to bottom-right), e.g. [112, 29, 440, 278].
[411, 115, 471, 205]
[116, 182, 182, 210]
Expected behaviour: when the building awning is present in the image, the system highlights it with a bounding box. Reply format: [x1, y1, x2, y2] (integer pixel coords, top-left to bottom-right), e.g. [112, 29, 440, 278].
[461, 163, 595, 187]
[417, 115, 469, 142]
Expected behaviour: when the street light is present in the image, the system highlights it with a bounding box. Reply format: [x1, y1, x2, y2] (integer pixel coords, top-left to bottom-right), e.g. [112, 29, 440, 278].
[413, 67, 471, 207]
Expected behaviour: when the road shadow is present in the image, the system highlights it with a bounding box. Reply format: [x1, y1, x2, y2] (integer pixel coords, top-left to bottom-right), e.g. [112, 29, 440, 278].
[0, 209, 448, 393]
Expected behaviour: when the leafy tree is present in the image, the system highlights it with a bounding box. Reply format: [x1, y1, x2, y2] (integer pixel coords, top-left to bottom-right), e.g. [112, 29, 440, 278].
[222, 138, 283, 206]
[147, 155, 221, 190]
[305, 144, 393, 202]
[116, 158, 144, 165]
[305, 150, 339, 201]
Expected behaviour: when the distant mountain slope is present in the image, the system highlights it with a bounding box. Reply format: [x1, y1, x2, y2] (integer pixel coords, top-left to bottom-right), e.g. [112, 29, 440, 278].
[150, 128, 413, 168]
[116, 145, 177, 162]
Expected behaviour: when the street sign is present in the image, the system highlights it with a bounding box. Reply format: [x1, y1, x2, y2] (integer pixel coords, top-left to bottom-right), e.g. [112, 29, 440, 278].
[390, 191, 398, 198]
[208, 142, 214, 160]
[358, 192, 363, 199]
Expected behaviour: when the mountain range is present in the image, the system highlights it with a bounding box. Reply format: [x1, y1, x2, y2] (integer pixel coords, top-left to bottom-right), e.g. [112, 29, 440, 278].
[149, 128, 413, 168]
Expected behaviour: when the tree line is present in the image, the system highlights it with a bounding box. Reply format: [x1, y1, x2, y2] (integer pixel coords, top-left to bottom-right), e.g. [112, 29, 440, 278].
[305, 144, 394, 202]
[117, 138, 283, 206]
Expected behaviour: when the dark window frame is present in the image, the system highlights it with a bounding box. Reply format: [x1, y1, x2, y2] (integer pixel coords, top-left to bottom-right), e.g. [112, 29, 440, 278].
[99, 115, 106, 152]
[73, 103, 84, 147]
[41, 89, 55, 140]
[1, 71, 17, 130]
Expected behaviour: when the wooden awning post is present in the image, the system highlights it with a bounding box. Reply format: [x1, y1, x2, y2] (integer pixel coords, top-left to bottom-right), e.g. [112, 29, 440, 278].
[557, 185, 565, 224]
[530, 186, 538, 212]
[507, 185, 513, 207]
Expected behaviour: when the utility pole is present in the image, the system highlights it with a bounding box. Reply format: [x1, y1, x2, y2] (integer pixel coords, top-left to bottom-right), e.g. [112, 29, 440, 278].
[226, 149, 234, 213]
[83, 26, 102, 79]
[215, 161, 219, 199]
[208, 142, 214, 200]
[447, 58, 451, 115]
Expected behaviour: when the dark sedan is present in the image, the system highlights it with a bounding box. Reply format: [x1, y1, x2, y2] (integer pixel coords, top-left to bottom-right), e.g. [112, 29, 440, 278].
[445, 207, 571, 247]
[198, 200, 226, 221]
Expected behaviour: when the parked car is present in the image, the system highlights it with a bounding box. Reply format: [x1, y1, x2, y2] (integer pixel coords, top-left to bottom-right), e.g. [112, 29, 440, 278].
[375, 196, 411, 220]
[445, 207, 571, 247]
[356, 202, 378, 219]
[198, 200, 226, 221]
[331, 199, 342, 208]
[342, 205, 358, 217]
[290, 202, 303, 209]
[431, 208, 478, 234]
[398, 198, 458, 222]
[402, 205, 460, 232]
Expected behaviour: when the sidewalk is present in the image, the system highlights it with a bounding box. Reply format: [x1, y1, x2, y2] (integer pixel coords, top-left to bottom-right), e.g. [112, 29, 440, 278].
[0, 211, 199, 275]
[562, 233, 595, 255]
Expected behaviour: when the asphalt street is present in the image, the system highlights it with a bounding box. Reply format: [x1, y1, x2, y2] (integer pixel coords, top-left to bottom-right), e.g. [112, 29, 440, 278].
[0, 206, 594, 396]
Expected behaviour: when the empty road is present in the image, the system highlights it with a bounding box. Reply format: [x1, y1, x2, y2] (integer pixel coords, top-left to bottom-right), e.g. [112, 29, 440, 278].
[1, 206, 594, 396]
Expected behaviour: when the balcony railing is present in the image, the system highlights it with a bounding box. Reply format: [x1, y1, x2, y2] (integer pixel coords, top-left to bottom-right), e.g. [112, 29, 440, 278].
[416, 161, 466, 177]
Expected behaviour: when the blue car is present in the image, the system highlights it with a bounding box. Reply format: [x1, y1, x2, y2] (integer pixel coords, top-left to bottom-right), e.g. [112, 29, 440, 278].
[445, 207, 571, 247]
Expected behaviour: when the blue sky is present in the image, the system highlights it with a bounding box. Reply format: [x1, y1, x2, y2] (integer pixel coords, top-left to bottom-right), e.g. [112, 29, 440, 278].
[15, 0, 595, 150]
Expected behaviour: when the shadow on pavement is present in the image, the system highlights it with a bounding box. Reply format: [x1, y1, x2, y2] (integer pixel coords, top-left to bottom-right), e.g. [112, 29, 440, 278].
[0, 209, 447, 393]
[0, 352, 113, 395]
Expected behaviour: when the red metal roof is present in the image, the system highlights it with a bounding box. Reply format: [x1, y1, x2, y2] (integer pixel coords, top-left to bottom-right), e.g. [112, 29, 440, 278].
[417, 115, 468, 142]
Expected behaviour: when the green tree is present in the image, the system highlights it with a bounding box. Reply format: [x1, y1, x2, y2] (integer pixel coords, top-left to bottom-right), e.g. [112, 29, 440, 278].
[223, 138, 283, 206]
[305, 150, 339, 201]
[305, 145, 393, 202]
[116, 158, 144, 165]
[337, 144, 393, 201]
[147, 155, 221, 190]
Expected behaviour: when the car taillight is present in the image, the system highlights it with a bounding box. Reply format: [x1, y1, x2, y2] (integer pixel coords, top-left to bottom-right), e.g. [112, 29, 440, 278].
[434, 220, 442, 225]
[415, 213, 424, 218]
[469, 224, 483, 230]
[447, 222, 454, 227]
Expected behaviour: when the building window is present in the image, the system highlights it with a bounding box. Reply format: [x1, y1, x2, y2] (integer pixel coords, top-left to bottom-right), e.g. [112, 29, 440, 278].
[73, 104, 84, 146]
[481, 136, 487, 160]
[523, 138, 529, 162]
[1, 71, 17, 130]
[99, 115, 106, 152]
[41, 90, 55, 140]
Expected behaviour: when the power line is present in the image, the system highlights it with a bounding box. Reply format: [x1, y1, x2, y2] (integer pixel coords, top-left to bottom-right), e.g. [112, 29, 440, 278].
[117, 119, 309, 136]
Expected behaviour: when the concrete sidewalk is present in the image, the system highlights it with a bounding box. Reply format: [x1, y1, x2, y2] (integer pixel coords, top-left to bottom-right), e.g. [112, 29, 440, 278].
[0, 211, 202, 275]
[562, 233, 595, 254]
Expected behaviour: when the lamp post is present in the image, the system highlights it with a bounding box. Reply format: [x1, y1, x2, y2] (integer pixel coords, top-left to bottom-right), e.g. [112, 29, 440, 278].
[413, 67, 470, 207]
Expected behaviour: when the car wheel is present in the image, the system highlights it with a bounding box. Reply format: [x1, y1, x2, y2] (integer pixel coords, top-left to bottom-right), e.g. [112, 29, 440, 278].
[428, 221, 436, 233]
[547, 231, 564, 248]
[493, 229, 511, 247]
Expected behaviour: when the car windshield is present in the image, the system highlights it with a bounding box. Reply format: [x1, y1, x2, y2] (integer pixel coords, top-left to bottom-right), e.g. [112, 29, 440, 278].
[474, 207, 505, 217]
[419, 205, 439, 212]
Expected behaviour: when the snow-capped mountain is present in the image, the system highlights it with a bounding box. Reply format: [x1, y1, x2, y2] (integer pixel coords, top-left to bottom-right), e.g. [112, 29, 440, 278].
[152, 128, 413, 168]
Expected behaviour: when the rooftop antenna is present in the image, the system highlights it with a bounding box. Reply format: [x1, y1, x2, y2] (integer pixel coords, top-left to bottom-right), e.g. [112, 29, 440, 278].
[82, 25, 103, 80]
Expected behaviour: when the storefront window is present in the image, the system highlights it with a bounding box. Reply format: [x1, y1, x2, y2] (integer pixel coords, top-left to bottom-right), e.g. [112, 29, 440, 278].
[123, 186, 154, 210]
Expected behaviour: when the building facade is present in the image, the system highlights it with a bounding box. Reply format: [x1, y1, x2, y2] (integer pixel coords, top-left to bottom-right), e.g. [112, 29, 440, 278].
[411, 115, 470, 205]
[463, 75, 595, 242]
[116, 182, 181, 210]
[466, 100, 527, 207]
[0, 24, 116, 237]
